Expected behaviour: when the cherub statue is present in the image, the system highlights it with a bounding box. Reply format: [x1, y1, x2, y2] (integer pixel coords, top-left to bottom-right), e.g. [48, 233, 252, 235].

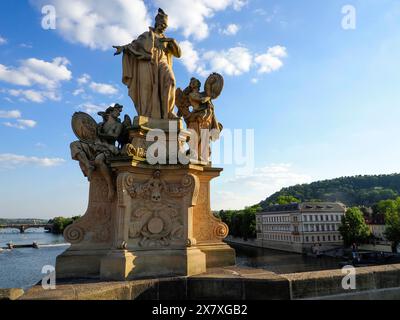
[70, 104, 131, 200]
[175, 73, 224, 162]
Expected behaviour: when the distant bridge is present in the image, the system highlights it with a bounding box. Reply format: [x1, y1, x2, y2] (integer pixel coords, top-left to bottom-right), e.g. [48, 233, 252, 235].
[0, 223, 54, 233]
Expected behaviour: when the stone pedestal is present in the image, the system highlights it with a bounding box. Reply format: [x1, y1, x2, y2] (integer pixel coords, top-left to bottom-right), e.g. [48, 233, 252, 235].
[56, 172, 115, 279]
[57, 160, 235, 280]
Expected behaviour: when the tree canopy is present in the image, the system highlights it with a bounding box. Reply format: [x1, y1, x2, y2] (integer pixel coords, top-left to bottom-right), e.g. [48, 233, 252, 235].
[339, 207, 371, 247]
[260, 174, 400, 208]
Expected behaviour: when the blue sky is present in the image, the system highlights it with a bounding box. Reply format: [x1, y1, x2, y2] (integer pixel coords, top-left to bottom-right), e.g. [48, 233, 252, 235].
[1, 0, 400, 218]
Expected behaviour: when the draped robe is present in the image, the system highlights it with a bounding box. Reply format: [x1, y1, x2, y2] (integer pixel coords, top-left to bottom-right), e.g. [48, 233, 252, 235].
[121, 27, 180, 119]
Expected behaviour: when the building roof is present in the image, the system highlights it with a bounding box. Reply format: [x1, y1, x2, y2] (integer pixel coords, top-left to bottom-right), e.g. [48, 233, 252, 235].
[257, 202, 346, 215]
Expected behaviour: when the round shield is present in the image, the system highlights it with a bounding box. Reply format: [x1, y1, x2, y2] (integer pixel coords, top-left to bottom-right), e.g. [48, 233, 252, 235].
[71, 112, 98, 143]
[205, 73, 224, 100]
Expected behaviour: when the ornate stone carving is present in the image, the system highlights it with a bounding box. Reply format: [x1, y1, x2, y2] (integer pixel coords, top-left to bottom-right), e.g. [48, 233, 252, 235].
[62, 173, 113, 247]
[193, 179, 229, 243]
[123, 170, 198, 248]
[64, 224, 84, 244]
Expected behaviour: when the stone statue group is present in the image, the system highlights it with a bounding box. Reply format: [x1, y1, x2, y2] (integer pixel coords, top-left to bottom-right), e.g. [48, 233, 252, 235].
[71, 8, 224, 200]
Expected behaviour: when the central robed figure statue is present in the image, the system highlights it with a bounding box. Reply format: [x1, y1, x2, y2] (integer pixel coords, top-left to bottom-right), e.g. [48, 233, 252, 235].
[113, 8, 181, 120]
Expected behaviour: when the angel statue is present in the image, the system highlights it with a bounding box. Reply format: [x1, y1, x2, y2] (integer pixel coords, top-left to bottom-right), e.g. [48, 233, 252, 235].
[70, 104, 131, 200]
[113, 8, 181, 120]
[175, 73, 224, 163]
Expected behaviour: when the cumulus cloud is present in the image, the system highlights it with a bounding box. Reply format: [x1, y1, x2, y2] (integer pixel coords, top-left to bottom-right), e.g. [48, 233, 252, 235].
[180, 42, 287, 77]
[31, 0, 151, 50]
[0, 109, 36, 129]
[0, 35, 7, 45]
[89, 82, 118, 95]
[203, 47, 252, 76]
[73, 73, 118, 98]
[179, 41, 206, 76]
[7, 89, 60, 103]
[77, 73, 91, 85]
[31, 0, 247, 48]
[255, 45, 288, 74]
[3, 119, 37, 130]
[220, 23, 240, 36]
[0, 109, 22, 119]
[0, 57, 71, 88]
[0, 153, 65, 168]
[72, 88, 85, 96]
[0, 57, 71, 103]
[78, 102, 108, 115]
[154, 0, 247, 40]
[212, 164, 312, 210]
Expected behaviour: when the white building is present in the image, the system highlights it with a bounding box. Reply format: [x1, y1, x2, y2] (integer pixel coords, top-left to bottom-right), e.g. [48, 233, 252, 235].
[256, 202, 346, 253]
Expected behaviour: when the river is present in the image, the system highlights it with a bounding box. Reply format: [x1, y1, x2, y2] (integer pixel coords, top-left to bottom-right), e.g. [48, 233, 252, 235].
[0, 228, 68, 289]
[0, 230, 342, 290]
[231, 243, 341, 274]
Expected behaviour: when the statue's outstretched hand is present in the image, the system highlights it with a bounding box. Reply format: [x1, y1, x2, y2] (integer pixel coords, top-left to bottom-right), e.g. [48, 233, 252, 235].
[113, 46, 123, 56]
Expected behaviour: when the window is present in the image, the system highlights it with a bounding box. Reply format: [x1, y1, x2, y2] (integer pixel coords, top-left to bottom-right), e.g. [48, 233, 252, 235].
[306, 236, 309, 242]
[322, 236, 325, 241]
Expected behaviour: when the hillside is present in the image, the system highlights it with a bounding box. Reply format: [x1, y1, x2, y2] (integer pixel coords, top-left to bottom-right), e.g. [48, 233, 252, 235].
[260, 173, 400, 208]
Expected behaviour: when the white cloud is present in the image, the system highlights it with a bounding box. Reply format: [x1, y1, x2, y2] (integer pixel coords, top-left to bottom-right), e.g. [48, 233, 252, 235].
[0, 57, 71, 103]
[89, 82, 118, 95]
[8, 89, 60, 103]
[155, 0, 247, 40]
[179, 41, 207, 76]
[0, 109, 36, 129]
[0, 153, 65, 168]
[31, 0, 247, 48]
[31, 0, 151, 50]
[255, 45, 288, 74]
[79, 102, 107, 115]
[181, 42, 253, 77]
[3, 119, 37, 130]
[220, 23, 240, 36]
[19, 43, 33, 49]
[73, 88, 85, 96]
[212, 164, 312, 210]
[0, 110, 22, 119]
[0, 57, 71, 89]
[0, 35, 7, 45]
[77, 73, 91, 85]
[203, 47, 252, 76]
[74, 73, 117, 97]
[180, 42, 287, 78]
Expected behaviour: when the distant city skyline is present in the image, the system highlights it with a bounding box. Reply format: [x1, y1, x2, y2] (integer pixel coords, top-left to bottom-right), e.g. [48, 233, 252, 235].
[1, 0, 400, 218]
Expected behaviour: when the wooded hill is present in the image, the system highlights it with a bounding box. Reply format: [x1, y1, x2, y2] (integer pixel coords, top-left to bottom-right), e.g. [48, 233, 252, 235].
[260, 174, 400, 208]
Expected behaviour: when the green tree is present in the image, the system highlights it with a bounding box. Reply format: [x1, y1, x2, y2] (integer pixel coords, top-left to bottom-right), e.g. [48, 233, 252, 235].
[377, 198, 400, 252]
[50, 216, 80, 234]
[339, 207, 371, 247]
[275, 195, 300, 205]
